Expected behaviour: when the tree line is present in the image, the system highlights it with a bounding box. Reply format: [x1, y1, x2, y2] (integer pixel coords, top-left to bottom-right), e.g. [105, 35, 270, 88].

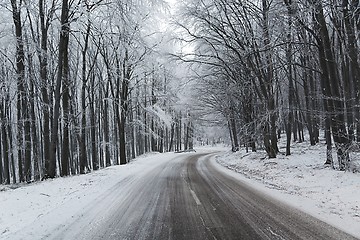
[175, 0, 360, 170]
[0, 0, 194, 184]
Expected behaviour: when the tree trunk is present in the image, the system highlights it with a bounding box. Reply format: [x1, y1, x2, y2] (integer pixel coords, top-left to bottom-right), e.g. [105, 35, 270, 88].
[343, 0, 360, 142]
[285, 7, 294, 156]
[312, 0, 349, 169]
[301, 54, 316, 146]
[49, 0, 70, 178]
[179, 114, 182, 151]
[7, 109, 16, 183]
[1, 104, 10, 184]
[59, 2, 71, 177]
[89, 74, 98, 170]
[119, 50, 131, 165]
[38, 0, 52, 180]
[98, 88, 104, 169]
[61, 49, 70, 176]
[150, 76, 157, 152]
[10, 0, 27, 182]
[103, 100, 111, 167]
[169, 123, 175, 152]
[144, 77, 149, 153]
[184, 122, 189, 150]
[25, 47, 38, 182]
[79, 21, 91, 174]
[262, 0, 277, 158]
[130, 100, 136, 159]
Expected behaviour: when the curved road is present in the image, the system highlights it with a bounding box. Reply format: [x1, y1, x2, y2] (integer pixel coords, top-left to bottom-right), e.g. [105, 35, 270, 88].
[51, 153, 357, 240]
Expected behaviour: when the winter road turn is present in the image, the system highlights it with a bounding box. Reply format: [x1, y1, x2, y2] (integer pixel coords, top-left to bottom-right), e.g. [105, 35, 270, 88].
[51, 153, 356, 240]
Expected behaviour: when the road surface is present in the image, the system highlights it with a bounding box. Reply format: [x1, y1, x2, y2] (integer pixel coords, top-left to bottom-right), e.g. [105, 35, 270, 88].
[50, 153, 357, 240]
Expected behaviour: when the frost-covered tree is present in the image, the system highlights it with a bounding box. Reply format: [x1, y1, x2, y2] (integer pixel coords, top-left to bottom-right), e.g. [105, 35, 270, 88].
[0, 0, 184, 184]
[173, 0, 360, 169]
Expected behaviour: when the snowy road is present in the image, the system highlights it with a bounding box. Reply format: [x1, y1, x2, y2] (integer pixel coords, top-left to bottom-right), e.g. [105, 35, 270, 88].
[2, 152, 357, 240]
[44, 152, 355, 240]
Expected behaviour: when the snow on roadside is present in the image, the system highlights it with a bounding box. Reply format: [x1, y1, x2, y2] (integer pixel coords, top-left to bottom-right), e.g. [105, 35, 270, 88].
[1, 143, 359, 239]
[0, 152, 175, 239]
[214, 142, 360, 238]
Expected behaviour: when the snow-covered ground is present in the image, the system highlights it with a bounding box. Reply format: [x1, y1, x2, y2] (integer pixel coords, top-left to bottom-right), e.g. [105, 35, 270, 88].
[1, 144, 359, 239]
[0, 152, 178, 239]
[214, 142, 360, 239]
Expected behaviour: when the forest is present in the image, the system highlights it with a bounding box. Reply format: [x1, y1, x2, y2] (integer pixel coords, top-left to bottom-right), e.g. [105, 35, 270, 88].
[175, 0, 360, 170]
[0, 0, 195, 184]
[0, 0, 359, 185]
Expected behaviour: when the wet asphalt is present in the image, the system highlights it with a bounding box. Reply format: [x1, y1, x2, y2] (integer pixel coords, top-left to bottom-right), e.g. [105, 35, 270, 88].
[52, 153, 358, 240]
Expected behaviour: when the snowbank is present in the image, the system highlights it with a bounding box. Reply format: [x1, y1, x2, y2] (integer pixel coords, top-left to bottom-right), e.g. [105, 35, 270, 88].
[1, 144, 359, 239]
[0, 152, 175, 239]
[214, 142, 360, 238]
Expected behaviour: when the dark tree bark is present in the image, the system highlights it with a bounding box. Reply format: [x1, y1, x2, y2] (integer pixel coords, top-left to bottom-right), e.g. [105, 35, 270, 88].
[31, 95, 40, 181]
[61, 43, 70, 176]
[0, 131, 3, 183]
[79, 20, 91, 174]
[89, 73, 98, 170]
[285, 1, 294, 156]
[26, 44, 40, 181]
[103, 100, 111, 167]
[10, 0, 31, 182]
[98, 85, 105, 169]
[159, 127, 164, 153]
[1, 107, 10, 184]
[262, 0, 277, 158]
[301, 53, 317, 146]
[0, 100, 10, 184]
[101, 55, 112, 167]
[49, 0, 70, 178]
[342, 0, 360, 142]
[150, 76, 157, 152]
[136, 83, 144, 155]
[311, 0, 349, 169]
[119, 50, 131, 165]
[177, 113, 182, 151]
[144, 79, 149, 153]
[130, 98, 136, 159]
[168, 123, 175, 152]
[229, 105, 239, 152]
[38, 0, 54, 180]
